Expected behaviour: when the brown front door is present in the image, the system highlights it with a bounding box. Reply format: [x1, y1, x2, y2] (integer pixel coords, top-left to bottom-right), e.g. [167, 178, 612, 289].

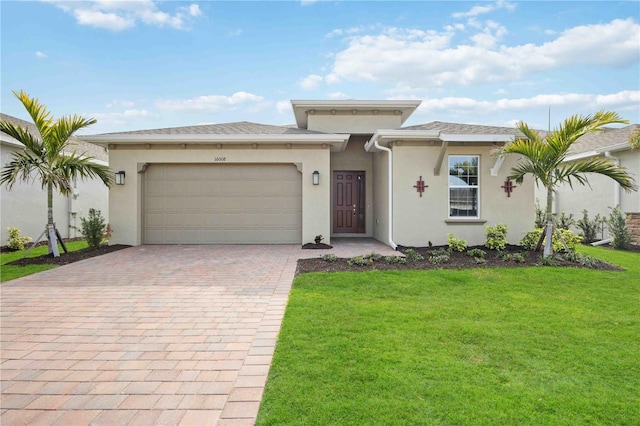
[333, 171, 365, 233]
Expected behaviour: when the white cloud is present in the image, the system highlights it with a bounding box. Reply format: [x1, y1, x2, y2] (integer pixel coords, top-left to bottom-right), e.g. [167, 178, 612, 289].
[415, 90, 640, 116]
[327, 92, 349, 99]
[156, 92, 266, 112]
[91, 109, 151, 124]
[325, 18, 639, 90]
[35, 51, 47, 58]
[106, 100, 135, 109]
[276, 100, 291, 114]
[300, 0, 317, 6]
[45, 1, 203, 31]
[452, 1, 516, 19]
[299, 74, 323, 90]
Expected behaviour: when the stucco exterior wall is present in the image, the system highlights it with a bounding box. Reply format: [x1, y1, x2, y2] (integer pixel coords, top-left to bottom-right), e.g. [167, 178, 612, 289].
[372, 150, 390, 245]
[1, 143, 109, 244]
[330, 135, 374, 237]
[391, 144, 535, 246]
[107, 145, 330, 246]
[308, 113, 403, 134]
[536, 149, 640, 238]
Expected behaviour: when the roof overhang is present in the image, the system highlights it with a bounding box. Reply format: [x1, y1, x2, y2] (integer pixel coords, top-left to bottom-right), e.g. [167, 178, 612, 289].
[364, 130, 515, 152]
[82, 133, 351, 152]
[564, 142, 632, 162]
[291, 100, 422, 129]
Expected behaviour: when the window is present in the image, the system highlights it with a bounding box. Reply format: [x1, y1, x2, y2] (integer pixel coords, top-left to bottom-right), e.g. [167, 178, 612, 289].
[448, 155, 479, 218]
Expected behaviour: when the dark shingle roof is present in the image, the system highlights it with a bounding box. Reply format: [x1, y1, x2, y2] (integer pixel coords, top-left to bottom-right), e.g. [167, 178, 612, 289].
[93, 121, 326, 136]
[0, 113, 108, 161]
[569, 124, 639, 154]
[403, 121, 524, 136]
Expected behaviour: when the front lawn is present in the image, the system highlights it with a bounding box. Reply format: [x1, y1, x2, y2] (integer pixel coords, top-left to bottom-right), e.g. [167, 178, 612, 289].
[257, 246, 640, 425]
[0, 240, 88, 282]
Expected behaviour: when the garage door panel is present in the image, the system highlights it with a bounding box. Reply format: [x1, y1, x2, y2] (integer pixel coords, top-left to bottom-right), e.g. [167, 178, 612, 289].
[144, 164, 302, 244]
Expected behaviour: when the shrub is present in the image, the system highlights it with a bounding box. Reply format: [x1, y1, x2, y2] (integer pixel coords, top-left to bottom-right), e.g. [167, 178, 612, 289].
[314, 235, 324, 244]
[404, 249, 424, 262]
[534, 202, 546, 228]
[364, 252, 382, 262]
[467, 248, 486, 258]
[320, 254, 337, 262]
[429, 248, 450, 264]
[607, 207, 631, 249]
[347, 255, 373, 266]
[564, 251, 598, 268]
[555, 212, 574, 230]
[447, 233, 467, 252]
[576, 210, 604, 244]
[519, 228, 582, 253]
[485, 224, 508, 250]
[474, 257, 487, 265]
[80, 208, 107, 249]
[385, 255, 406, 264]
[6, 227, 32, 251]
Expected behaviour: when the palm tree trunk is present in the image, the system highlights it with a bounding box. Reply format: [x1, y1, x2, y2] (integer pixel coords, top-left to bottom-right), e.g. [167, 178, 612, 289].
[46, 182, 60, 257]
[544, 187, 554, 258]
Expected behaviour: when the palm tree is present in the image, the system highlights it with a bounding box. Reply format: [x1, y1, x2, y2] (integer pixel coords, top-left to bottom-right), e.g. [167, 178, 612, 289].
[500, 110, 637, 258]
[0, 90, 113, 257]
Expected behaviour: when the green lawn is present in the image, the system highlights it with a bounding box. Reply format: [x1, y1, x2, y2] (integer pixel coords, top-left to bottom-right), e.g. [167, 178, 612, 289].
[0, 240, 88, 282]
[257, 246, 640, 425]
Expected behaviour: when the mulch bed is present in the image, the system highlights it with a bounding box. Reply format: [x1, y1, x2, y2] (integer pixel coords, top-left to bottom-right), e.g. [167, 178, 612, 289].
[5, 244, 131, 267]
[301, 242, 333, 249]
[296, 244, 624, 274]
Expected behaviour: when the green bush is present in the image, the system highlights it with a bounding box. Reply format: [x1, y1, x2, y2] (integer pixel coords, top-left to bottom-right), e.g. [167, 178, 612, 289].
[466, 248, 486, 258]
[347, 256, 373, 266]
[485, 224, 508, 250]
[607, 207, 631, 249]
[6, 227, 32, 251]
[447, 233, 467, 252]
[363, 252, 382, 262]
[519, 228, 582, 253]
[404, 249, 424, 262]
[385, 255, 406, 264]
[80, 208, 107, 249]
[429, 248, 451, 265]
[534, 202, 546, 228]
[320, 254, 337, 262]
[576, 210, 604, 244]
[555, 212, 575, 230]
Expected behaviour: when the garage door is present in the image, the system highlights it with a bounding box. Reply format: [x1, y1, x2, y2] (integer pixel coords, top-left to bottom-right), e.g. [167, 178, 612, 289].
[144, 164, 302, 244]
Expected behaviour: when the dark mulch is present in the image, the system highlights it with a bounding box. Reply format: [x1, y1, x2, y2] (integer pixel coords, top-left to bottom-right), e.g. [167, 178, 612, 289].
[296, 244, 624, 274]
[6, 244, 131, 267]
[301, 242, 333, 249]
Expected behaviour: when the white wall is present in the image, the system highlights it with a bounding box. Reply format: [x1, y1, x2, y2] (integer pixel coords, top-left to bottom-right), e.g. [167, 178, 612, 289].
[1, 143, 109, 244]
[536, 149, 640, 238]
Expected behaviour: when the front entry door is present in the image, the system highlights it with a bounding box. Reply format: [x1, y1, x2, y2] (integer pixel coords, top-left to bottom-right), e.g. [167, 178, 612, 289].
[333, 171, 365, 233]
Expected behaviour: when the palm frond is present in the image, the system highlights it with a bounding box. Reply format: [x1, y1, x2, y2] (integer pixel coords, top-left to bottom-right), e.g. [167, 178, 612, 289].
[13, 90, 53, 141]
[0, 121, 45, 157]
[555, 157, 637, 192]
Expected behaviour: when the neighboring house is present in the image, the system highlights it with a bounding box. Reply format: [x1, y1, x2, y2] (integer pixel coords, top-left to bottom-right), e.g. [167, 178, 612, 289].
[82, 100, 534, 248]
[537, 124, 640, 239]
[0, 113, 109, 245]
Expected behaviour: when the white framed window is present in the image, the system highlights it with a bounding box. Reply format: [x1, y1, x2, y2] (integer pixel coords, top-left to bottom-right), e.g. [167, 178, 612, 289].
[448, 155, 479, 218]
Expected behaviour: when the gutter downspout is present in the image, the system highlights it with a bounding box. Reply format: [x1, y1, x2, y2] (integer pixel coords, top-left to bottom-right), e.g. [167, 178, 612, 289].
[370, 136, 397, 250]
[605, 152, 621, 207]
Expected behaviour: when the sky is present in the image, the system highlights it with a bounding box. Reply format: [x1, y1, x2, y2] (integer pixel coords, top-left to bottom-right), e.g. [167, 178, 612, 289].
[1, 0, 639, 135]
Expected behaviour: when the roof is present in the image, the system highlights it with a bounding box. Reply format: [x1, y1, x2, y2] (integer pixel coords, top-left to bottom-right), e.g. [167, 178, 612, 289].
[0, 113, 108, 162]
[404, 121, 524, 137]
[93, 121, 325, 136]
[568, 124, 639, 155]
[82, 120, 350, 152]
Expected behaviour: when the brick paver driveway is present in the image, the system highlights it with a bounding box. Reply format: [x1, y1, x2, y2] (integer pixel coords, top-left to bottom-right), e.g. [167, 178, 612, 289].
[1, 241, 397, 425]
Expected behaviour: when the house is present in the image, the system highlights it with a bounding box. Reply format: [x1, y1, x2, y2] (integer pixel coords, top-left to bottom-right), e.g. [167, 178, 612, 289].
[82, 100, 534, 248]
[539, 124, 640, 240]
[0, 113, 109, 245]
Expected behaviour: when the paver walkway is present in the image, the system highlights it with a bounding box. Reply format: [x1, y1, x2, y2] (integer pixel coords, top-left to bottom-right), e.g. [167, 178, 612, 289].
[1, 239, 397, 425]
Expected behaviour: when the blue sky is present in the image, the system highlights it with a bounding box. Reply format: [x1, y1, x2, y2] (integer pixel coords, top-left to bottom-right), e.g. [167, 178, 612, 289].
[2, 0, 639, 134]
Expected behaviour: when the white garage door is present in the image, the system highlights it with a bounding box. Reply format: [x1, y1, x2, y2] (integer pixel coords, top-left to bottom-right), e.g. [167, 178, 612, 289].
[144, 164, 302, 244]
